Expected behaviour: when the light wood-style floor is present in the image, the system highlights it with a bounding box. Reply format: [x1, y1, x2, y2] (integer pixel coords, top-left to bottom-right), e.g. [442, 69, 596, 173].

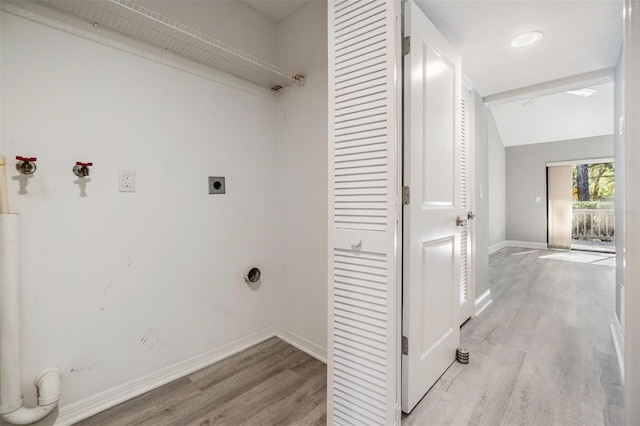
[79, 247, 622, 425]
[75, 338, 326, 426]
[404, 247, 623, 425]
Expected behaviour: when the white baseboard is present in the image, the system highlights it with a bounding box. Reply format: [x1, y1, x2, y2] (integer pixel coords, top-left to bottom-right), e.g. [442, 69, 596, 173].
[505, 240, 548, 250]
[274, 327, 327, 363]
[475, 289, 493, 317]
[490, 240, 549, 254]
[489, 241, 508, 254]
[611, 317, 625, 383]
[54, 326, 326, 425]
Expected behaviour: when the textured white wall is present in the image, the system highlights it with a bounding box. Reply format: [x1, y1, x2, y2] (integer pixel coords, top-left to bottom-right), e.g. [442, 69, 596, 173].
[275, 1, 328, 355]
[488, 111, 506, 246]
[473, 93, 490, 298]
[1, 11, 282, 407]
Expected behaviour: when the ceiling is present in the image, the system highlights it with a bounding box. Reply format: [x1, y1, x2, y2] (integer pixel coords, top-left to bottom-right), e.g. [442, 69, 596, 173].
[416, 0, 623, 97]
[491, 82, 614, 146]
[243, 0, 312, 22]
[416, 0, 622, 146]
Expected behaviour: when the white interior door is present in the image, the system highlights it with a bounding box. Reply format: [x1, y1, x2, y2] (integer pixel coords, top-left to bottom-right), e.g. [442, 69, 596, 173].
[401, 0, 463, 414]
[459, 85, 475, 325]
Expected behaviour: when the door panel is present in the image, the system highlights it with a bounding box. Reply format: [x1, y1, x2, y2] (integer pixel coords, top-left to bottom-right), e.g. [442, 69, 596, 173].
[402, 0, 463, 414]
[420, 237, 455, 356]
[423, 48, 456, 206]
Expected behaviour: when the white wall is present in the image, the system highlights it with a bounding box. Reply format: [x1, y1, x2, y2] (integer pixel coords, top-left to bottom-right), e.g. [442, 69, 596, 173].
[488, 110, 506, 246]
[138, 0, 279, 65]
[274, 1, 328, 356]
[505, 135, 615, 243]
[473, 93, 490, 298]
[1, 10, 283, 409]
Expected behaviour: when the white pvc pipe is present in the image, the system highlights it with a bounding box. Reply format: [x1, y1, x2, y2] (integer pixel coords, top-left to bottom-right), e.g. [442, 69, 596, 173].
[0, 214, 61, 425]
[0, 214, 23, 413]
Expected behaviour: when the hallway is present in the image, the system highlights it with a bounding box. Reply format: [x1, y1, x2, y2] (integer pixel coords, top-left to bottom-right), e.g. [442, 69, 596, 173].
[404, 247, 622, 425]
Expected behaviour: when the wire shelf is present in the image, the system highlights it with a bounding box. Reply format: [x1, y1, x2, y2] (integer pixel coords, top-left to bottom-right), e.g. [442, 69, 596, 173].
[33, 0, 304, 90]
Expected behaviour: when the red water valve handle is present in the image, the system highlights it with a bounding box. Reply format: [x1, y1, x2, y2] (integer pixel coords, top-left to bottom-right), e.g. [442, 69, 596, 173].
[16, 156, 37, 162]
[76, 162, 93, 166]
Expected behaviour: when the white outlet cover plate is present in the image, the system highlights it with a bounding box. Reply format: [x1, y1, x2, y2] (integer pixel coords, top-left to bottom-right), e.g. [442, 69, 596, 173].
[119, 169, 135, 192]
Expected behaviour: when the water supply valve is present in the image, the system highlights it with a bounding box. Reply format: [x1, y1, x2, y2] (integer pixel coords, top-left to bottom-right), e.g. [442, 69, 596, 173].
[73, 162, 93, 177]
[15, 156, 37, 175]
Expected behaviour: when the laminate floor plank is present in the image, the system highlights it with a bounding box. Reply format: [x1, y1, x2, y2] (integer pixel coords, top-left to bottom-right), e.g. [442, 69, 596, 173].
[186, 369, 301, 426]
[188, 338, 289, 389]
[75, 377, 202, 426]
[404, 247, 623, 426]
[240, 362, 326, 426]
[76, 339, 326, 426]
[149, 346, 313, 425]
[291, 400, 327, 426]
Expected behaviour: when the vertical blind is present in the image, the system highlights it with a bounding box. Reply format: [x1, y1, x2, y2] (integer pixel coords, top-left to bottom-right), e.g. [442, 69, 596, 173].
[547, 165, 573, 249]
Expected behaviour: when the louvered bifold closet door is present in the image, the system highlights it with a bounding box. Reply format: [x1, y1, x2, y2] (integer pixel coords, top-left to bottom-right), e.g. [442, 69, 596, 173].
[328, 1, 401, 425]
[459, 86, 474, 324]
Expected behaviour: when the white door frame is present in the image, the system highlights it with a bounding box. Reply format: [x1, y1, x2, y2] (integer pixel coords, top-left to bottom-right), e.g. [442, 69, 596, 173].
[624, 0, 640, 424]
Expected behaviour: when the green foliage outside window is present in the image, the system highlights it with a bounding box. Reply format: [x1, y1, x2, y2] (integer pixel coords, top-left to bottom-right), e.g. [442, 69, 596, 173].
[572, 163, 615, 205]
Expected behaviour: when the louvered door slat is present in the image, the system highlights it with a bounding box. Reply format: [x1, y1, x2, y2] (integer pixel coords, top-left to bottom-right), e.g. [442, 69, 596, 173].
[329, 0, 400, 424]
[459, 85, 474, 323]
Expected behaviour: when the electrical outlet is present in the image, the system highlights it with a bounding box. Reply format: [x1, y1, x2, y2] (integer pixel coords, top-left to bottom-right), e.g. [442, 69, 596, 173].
[119, 169, 135, 192]
[208, 177, 225, 194]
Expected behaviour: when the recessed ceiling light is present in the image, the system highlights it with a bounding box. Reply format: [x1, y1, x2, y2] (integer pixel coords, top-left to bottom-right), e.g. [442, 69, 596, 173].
[566, 88, 598, 98]
[510, 31, 544, 48]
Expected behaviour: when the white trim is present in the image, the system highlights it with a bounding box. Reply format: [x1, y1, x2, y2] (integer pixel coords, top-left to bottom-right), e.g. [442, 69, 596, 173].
[624, 0, 640, 424]
[546, 157, 614, 167]
[611, 317, 625, 383]
[0, 1, 277, 101]
[474, 289, 493, 317]
[505, 240, 548, 250]
[54, 326, 326, 425]
[489, 240, 508, 254]
[273, 327, 327, 363]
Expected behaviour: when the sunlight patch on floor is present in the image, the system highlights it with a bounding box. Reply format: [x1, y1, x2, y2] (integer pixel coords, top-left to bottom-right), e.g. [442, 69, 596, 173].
[511, 250, 541, 256]
[538, 251, 616, 266]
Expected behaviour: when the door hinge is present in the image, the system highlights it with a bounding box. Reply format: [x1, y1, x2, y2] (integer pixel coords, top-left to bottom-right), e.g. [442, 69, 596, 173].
[402, 186, 410, 205]
[402, 36, 411, 56]
[402, 335, 409, 355]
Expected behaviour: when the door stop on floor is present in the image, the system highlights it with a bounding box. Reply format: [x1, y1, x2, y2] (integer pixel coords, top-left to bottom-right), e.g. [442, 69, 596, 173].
[456, 348, 469, 364]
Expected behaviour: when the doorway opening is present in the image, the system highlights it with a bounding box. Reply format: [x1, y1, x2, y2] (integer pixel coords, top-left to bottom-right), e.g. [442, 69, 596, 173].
[571, 162, 615, 253]
[547, 158, 615, 253]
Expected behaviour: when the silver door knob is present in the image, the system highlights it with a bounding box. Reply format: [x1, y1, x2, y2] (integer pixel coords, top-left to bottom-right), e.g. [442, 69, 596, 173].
[467, 211, 475, 220]
[456, 216, 466, 227]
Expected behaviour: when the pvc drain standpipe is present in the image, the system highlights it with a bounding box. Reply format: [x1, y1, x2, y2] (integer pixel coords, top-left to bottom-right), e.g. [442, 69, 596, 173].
[0, 156, 61, 425]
